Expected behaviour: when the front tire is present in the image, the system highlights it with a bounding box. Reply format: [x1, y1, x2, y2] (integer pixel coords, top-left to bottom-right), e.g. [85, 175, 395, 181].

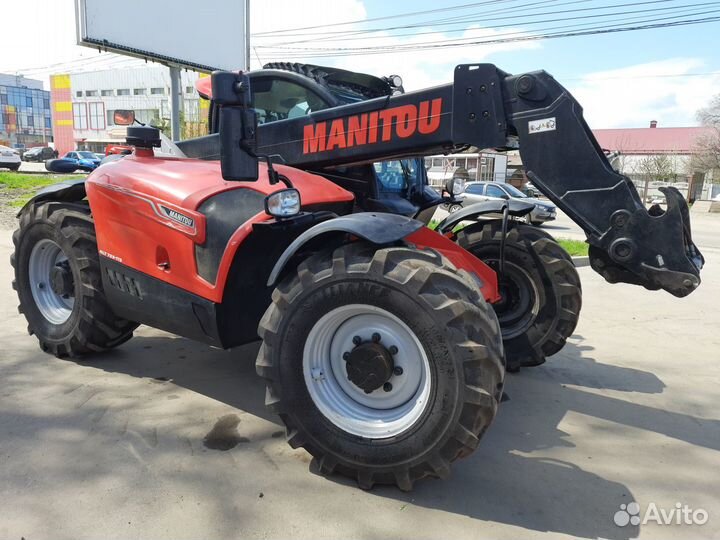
[12, 202, 138, 357]
[256, 244, 504, 490]
[456, 221, 581, 371]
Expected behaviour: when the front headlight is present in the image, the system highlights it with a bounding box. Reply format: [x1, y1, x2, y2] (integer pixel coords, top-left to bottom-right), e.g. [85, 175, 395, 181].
[265, 188, 301, 218]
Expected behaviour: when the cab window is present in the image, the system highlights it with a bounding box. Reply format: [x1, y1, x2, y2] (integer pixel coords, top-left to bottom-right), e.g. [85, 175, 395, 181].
[373, 159, 418, 193]
[251, 78, 330, 125]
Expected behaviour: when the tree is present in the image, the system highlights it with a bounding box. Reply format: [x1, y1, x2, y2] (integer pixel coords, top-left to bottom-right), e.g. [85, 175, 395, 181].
[635, 155, 677, 202]
[693, 94, 720, 176]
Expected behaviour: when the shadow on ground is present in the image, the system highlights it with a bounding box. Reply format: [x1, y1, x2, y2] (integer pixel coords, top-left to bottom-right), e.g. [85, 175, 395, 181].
[48, 331, 718, 539]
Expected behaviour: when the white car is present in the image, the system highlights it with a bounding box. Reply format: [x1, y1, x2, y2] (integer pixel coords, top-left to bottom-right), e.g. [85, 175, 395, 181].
[0, 145, 21, 171]
[459, 181, 557, 225]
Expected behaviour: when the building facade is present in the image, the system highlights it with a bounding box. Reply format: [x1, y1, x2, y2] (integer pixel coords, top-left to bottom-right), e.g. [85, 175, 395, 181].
[0, 73, 52, 149]
[594, 122, 718, 201]
[50, 67, 206, 154]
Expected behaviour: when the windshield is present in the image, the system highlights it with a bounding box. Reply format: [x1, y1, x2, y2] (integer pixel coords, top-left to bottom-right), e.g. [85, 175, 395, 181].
[503, 184, 527, 198]
[78, 151, 96, 159]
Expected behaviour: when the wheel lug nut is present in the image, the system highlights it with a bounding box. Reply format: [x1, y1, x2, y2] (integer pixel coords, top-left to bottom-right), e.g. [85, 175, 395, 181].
[343, 352, 350, 361]
[372, 333, 381, 343]
[383, 382, 393, 392]
[393, 366, 403, 376]
[38, 282, 45, 289]
[389, 345, 398, 355]
[352, 336, 362, 346]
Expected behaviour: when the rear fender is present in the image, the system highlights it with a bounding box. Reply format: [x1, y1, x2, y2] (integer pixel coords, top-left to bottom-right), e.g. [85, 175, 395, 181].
[17, 179, 87, 216]
[436, 199, 534, 234]
[405, 227, 500, 303]
[267, 213, 424, 286]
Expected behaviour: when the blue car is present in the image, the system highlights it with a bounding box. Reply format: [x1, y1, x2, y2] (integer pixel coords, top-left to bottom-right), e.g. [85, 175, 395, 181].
[45, 151, 102, 173]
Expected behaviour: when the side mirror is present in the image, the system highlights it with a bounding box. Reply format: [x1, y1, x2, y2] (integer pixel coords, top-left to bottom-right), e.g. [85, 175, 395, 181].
[212, 71, 259, 181]
[444, 176, 466, 198]
[113, 110, 135, 126]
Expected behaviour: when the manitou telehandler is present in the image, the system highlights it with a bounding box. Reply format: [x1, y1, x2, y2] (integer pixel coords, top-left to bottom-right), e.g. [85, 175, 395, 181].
[12, 63, 703, 490]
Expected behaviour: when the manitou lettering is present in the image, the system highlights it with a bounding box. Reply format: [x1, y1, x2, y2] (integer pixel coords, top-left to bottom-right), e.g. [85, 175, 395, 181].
[303, 98, 443, 154]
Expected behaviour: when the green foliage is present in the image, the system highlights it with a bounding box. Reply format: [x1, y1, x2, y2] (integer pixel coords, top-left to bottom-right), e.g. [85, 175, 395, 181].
[557, 238, 588, 257]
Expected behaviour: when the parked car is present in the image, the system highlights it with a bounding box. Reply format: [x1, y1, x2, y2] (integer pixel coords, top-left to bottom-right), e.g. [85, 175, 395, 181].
[22, 146, 58, 162]
[105, 144, 133, 156]
[0, 145, 21, 171]
[45, 151, 102, 173]
[459, 181, 557, 225]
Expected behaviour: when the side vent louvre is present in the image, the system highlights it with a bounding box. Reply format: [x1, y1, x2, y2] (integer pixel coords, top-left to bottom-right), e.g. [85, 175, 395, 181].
[105, 268, 143, 299]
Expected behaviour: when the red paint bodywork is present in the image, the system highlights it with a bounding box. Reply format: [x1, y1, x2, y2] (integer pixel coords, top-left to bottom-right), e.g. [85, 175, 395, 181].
[85, 153, 354, 303]
[86, 151, 499, 305]
[406, 228, 500, 303]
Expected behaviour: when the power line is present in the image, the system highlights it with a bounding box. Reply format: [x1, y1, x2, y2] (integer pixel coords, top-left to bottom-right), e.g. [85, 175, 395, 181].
[257, 14, 719, 58]
[251, 0, 532, 36]
[259, 1, 718, 47]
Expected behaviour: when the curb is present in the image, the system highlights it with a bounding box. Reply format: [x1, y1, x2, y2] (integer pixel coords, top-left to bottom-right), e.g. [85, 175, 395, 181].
[572, 256, 590, 267]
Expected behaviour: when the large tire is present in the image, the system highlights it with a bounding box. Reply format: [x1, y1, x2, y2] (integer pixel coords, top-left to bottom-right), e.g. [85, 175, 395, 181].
[456, 221, 581, 371]
[256, 244, 504, 491]
[12, 202, 138, 357]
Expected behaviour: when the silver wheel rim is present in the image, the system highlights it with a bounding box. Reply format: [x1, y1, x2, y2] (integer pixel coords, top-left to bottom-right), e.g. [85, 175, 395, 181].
[29, 239, 75, 325]
[303, 304, 432, 439]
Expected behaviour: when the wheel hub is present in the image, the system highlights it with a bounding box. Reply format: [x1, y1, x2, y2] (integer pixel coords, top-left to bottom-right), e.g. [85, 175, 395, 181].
[346, 342, 395, 393]
[50, 261, 74, 298]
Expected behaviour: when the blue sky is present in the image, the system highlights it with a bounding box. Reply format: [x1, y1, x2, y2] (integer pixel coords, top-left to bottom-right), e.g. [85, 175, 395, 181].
[360, 0, 720, 79]
[2, 0, 718, 128]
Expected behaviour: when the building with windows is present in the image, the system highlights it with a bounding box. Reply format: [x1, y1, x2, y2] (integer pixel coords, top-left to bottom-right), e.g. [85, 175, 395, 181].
[0, 73, 52, 149]
[50, 67, 205, 154]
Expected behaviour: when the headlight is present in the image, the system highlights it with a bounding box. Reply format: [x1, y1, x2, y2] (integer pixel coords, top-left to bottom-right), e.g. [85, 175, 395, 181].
[265, 188, 301, 218]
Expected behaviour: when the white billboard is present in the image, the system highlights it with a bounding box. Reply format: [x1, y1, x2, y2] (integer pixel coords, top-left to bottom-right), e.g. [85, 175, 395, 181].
[75, 0, 248, 72]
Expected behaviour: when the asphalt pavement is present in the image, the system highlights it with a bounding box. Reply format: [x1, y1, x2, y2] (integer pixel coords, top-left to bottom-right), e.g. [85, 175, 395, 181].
[0, 211, 718, 539]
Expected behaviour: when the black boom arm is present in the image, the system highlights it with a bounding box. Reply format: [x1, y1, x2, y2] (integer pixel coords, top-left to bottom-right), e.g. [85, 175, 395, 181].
[214, 64, 703, 297]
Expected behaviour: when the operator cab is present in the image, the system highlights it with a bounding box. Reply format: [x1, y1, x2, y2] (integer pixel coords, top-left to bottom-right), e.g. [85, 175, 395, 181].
[196, 63, 443, 221]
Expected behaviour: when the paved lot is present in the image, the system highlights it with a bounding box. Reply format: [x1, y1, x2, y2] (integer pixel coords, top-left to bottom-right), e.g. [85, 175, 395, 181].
[0, 213, 718, 539]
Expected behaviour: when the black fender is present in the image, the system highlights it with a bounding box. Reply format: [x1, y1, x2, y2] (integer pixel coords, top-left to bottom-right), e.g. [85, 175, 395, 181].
[17, 178, 87, 217]
[436, 199, 535, 234]
[266, 212, 424, 286]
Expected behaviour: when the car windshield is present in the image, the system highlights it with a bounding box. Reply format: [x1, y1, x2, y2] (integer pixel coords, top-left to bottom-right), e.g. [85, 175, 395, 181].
[503, 184, 527, 198]
[78, 152, 96, 159]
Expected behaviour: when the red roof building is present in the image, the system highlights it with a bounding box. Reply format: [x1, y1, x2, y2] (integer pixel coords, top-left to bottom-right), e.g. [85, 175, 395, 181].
[592, 123, 714, 155]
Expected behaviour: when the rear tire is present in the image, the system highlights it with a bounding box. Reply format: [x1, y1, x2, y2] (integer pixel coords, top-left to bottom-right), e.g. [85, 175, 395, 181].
[256, 244, 504, 490]
[12, 202, 138, 357]
[456, 221, 581, 371]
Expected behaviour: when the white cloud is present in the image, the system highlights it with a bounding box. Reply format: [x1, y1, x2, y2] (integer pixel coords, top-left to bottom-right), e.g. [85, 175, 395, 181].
[568, 58, 720, 128]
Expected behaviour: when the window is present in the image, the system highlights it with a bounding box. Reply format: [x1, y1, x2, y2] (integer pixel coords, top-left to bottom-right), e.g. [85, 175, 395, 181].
[43, 98, 50, 109]
[373, 159, 419, 194]
[251, 78, 330, 125]
[133, 88, 146, 96]
[26, 96, 33, 107]
[88, 102, 105, 130]
[72, 102, 88, 130]
[465, 184, 484, 195]
[76, 91, 82, 97]
[101, 89, 113, 96]
[185, 86, 193, 94]
[117, 89, 130, 96]
[27, 115, 34, 127]
[486, 185, 507, 199]
[45, 117, 51, 128]
[150, 87, 165, 95]
[85, 90, 98, 97]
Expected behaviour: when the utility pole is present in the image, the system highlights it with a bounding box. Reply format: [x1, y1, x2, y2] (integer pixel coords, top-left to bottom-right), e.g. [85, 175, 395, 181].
[169, 65, 181, 141]
[245, 0, 251, 70]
